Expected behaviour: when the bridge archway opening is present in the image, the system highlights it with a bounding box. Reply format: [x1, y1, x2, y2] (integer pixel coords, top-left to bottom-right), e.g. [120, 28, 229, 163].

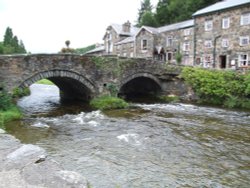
[119, 74, 162, 101]
[19, 70, 96, 102]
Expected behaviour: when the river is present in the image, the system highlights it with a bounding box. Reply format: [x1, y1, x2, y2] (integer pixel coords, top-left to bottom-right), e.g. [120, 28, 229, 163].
[4, 84, 250, 188]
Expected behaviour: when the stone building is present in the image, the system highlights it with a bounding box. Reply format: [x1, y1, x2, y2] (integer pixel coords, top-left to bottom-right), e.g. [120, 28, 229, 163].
[102, 21, 139, 56]
[87, 0, 250, 69]
[193, 0, 250, 69]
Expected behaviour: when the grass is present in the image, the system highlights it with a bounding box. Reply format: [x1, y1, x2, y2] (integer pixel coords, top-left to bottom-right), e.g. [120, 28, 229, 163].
[90, 96, 129, 110]
[36, 79, 54, 85]
[0, 106, 22, 127]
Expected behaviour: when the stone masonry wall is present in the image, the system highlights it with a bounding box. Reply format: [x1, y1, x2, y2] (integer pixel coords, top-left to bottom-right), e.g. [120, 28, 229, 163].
[194, 5, 250, 69]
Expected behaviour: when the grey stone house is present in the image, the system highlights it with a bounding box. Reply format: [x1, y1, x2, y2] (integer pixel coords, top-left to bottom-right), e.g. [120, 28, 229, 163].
[87, 0, 250, 69]
[193, 0, 250, 69]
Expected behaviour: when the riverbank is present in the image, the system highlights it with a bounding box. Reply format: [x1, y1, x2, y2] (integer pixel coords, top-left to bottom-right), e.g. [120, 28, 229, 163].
[0, 128, 88, 188]
[0, 106, 22, 126]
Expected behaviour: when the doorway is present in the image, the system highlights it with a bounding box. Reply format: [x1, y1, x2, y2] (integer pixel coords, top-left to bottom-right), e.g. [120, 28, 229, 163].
[220, 55, 227, 69]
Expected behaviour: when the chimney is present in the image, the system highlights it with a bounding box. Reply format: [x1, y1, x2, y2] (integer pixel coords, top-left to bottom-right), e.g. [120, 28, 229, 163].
[122, 21, 131, 33]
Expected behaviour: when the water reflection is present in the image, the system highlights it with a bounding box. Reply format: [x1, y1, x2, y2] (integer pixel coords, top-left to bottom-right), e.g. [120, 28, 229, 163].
[4, 84, 250, 187]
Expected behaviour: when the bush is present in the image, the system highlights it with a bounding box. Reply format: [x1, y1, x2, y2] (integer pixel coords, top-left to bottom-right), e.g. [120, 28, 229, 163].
[181, 67, 250, 109]
[0, 106, 22, 126]
[0, 90, 12, 111]
[90, 96, 129, 110]
[12, 87, 30, 98]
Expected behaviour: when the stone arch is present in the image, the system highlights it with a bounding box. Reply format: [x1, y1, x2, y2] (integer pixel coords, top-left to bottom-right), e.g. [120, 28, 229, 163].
[119, 72, 163, 99]
[19, 69, 97, 101]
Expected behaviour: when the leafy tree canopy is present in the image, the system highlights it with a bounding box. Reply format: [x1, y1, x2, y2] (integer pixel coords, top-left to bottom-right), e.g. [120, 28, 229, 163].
[137, 0, 154, 27]
[0, 27, 26, 54]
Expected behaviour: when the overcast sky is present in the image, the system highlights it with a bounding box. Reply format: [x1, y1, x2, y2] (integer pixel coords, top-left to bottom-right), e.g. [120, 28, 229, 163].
[0, 0, 159, 53]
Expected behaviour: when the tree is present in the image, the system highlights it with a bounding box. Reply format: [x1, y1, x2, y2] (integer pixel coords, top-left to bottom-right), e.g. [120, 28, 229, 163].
[155, 0, 222, 26]
[155, 0, 171, 26]
[140, 11, 158, 27]
[3, 27, 13, 46]
[65, 40, 70, 48]
[1, 27, 27, 54]
[137, 0, 154, 26]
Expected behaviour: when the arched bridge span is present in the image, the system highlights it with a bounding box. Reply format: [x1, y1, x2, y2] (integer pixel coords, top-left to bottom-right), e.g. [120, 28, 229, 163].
[20, 70, 97, 101]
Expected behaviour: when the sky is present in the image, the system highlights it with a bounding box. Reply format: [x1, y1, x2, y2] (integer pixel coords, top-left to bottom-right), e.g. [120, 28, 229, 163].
[0, 0, 159, 53]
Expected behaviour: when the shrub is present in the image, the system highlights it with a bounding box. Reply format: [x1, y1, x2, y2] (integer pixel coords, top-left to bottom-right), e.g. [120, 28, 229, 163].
[12, 87, 30, 98]
[90, 96, 129, 110]
[181, 67, 250, 109]
[0, 90, 12, 111]
[0, 106, 22, 126]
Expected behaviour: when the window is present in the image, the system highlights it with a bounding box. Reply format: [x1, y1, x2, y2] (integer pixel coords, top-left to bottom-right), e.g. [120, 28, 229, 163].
[130, 52, 134, 57]
[239, 54, 248, 66]
[184, 28, 191, 36]
[117, 45, 120, 50]
[204, 55, 212, 68]
[222, 17, 230, 29]
[141, 39, 147, 50]
[241, 13, 250, 25]
[204, 40, 213, 48]
[166, 36, 173, 47]
[183, 42, 190, 51]
[205, 20, 213, 31]
[221, 39, 229, 48]
[240, 36, 249, 46]
[131, 43, 134, 48]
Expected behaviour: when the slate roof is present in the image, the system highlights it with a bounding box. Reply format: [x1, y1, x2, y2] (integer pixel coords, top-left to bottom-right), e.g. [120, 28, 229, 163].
[111, 24, 139, 36]
[158, 19, 194, 33]
[115, 37, 135, 45]
[193, 0, 250, 17]
[85, 45, 104, 54]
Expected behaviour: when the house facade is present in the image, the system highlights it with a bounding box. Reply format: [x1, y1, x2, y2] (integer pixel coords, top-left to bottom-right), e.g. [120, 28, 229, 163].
[87, 0, 250, 69]
[193, 0, 250, 69]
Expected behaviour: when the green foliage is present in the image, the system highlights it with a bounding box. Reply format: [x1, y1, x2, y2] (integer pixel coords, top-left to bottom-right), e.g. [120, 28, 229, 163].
[60, 47, 75, 53]
[0, 106, 22, 126]
[0, 89, 12, 111]
[175, 51, 182, 64]
[140, 11, 159, 27]
[90, 96, 129, 110]
[36, 79, 55, 85]
[137, 0, 154, 26]
[154, 0, 221, 26]
[1, 27, 26, 54]
[181, 67, 250, 109]
[75, 44, 96, 54]
[12, 87, 30, 98]
[105, 83, 118, 97]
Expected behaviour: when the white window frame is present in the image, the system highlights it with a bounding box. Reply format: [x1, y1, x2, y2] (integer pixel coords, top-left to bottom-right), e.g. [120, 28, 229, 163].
[221, 39, 229, 48]
[205, 20, 213, 31]
[239, 54, 249, 67]
[141, 39, 148, 50]
[204, 55, 212, 68]
[184, 28, 191, 36]
[204, 40, 213, 48]
[166, 36, 173, 47]
[240, 36, 249, 46]
[183, 42, 190, 51]
[222, 17, 230, 29]
[241, 13, 250, 25]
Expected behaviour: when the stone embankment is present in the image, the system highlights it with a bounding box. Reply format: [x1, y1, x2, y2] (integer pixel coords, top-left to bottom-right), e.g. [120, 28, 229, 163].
[0, 128, 88, 188]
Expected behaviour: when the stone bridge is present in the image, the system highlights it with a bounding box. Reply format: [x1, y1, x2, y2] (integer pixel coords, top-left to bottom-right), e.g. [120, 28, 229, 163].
[0, 54, 188, 101]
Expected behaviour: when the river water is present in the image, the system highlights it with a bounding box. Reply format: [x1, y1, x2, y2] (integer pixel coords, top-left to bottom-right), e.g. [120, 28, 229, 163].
[4, 84, 250, 188]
